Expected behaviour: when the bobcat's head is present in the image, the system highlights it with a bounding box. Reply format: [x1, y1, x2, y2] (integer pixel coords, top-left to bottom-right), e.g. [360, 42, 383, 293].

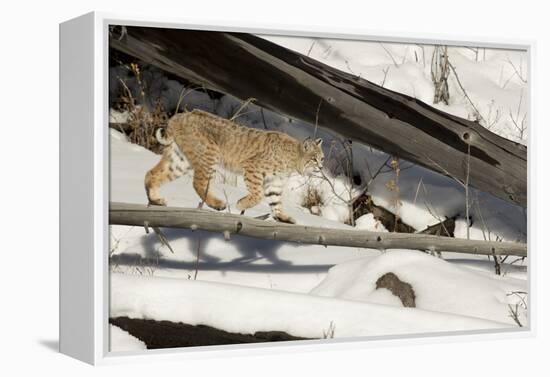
[300, 138, 324, 175]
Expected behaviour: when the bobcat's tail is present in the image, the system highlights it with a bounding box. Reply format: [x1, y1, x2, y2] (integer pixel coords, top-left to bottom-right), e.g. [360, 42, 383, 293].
[155, 128, 173, 146]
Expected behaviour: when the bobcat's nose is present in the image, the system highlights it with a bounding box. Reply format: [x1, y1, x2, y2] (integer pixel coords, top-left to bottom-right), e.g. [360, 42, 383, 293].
[317, 158, 324, 169]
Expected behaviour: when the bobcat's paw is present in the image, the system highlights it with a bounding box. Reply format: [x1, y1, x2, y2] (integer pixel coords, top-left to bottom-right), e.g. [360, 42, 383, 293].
[207, 198, 227, 211]
[274, 214, 296, 224]
[148, 198, 167, 207]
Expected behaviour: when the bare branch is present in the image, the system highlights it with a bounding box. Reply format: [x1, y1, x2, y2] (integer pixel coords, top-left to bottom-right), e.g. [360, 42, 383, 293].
[110, 202, 528, 257]
[448, 62, 484, 123]
[379, 43, 399, 67]
[230, 97, 257, 121]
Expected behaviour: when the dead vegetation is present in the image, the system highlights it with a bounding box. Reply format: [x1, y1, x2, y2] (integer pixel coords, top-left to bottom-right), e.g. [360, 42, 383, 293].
[301, 185, 325, 216]
[111, 62, 170, 154]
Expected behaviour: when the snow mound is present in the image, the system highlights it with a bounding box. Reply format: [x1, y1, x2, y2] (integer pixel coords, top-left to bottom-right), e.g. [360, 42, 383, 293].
[355, 213, 388, 232]
[310, 250, 527, 325]
[109, 325, 147, 352]
[111, 273, 511, 340]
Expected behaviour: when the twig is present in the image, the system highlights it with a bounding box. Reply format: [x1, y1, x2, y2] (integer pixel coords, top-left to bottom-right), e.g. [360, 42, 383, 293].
[307, 41, 316, 57]
[313, 99, 323, 138]
[380, 66, 390, 87]
[379, 43, 399, 67]
[230, 98, 256, 121]
[415, 44, 426, 68]
[508, 304, 523, 327]
[506, 57, 527, 83]
[322, 321, 336, 339]
[412, 177, 423, 207]
[509, 89, 527, 140]
[260, 107, 269, 130]
[448, 61, 484, 123]
[431, 46, 450, 105]
[152, 226, 175, 254]
[175, 85, 203, 114]
[465, 143, 471, 240]
[492, 251, 501, 275]
[193, 232, 201, 280]
[401, 46, 409, 65]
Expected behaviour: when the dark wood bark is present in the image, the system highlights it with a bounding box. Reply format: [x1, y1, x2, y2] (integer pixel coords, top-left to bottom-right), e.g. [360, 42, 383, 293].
[109, 202, 527, 257]
[110, 27, 527, 207]
[353, 193, 416, 233]
[418, 216, 457, 237]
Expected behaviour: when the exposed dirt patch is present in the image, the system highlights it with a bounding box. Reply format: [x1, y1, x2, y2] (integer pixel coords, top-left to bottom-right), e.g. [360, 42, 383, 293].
[110, 317, 311, 349]
[375, 272, 416, 308]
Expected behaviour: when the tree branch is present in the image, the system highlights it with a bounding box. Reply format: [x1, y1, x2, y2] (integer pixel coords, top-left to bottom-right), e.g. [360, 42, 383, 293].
[110, 202, 527, 257]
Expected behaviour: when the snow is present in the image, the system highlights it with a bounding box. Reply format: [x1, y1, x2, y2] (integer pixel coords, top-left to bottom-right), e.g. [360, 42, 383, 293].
[310, 250, 527, 325]
[109, 325, 147, 352]
[108, 36, 528, 352]
[109, 130, 526, 352]
[111, 273, 510, 340]
[355, 213, 388, 232]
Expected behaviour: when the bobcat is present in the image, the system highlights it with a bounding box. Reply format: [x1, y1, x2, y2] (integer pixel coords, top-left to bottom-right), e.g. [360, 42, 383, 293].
[145, 109, 324, 224]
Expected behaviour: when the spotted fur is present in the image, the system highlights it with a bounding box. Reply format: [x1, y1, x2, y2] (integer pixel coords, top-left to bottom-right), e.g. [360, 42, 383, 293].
[144, 109, 324, 223]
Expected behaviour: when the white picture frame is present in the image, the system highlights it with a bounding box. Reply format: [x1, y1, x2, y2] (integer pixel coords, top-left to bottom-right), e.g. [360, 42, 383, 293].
[59, 11, 534, 365]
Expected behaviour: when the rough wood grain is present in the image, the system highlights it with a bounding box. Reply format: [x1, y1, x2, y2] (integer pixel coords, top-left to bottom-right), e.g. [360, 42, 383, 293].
[110, 27, 527, 207]
[109, 202, 527, 257]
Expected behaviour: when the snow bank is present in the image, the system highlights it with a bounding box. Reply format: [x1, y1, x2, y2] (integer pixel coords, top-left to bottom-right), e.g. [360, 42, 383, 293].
[109, 325, 147, 352]
[311, 250, 527, 325]
[111, 273, 511, 340]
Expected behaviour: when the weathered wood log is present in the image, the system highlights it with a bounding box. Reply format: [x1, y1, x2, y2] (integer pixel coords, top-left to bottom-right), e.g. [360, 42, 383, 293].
[418, 216, 457, 237]
[353, 193, 416, 233]
[110, 202, 527, 257]
[110, 27, 527, 207]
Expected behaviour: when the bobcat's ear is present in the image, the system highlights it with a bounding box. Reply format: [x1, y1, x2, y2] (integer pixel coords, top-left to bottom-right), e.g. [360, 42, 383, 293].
[302, 137, 312, 150]
[315, 138, 323, 147]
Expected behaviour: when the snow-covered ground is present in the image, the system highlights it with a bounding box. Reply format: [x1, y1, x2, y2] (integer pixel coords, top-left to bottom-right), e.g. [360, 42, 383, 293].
[109, 36, 528, 352]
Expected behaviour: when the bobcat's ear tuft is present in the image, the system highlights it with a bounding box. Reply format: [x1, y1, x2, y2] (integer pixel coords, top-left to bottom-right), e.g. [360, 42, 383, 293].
[315, 138, 323, 147]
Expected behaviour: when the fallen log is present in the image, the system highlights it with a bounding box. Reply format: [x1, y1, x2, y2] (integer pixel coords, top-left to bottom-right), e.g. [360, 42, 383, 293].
[418, 216, 457, 237]
[353, 193, 416, 233]
[110, 27, 527, 207]
[109, 202, 527, 257]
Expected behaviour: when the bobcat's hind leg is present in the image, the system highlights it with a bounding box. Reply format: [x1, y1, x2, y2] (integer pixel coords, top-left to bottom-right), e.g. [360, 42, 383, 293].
[263, 175, 295, 224]
[237, 166, 264, 213]
[145, 144, 190, 206]
[192, 158, 226, 211]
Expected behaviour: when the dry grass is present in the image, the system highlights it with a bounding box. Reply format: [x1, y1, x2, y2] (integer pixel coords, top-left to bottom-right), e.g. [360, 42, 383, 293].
[112, 62, 170, 154]
[301, 185, 324, 216]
